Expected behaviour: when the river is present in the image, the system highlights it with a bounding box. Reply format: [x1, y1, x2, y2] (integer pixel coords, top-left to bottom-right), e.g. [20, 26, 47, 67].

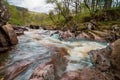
[0, 29, 107, 80]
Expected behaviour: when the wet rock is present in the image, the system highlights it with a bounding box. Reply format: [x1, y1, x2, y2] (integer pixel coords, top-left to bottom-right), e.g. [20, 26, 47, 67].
[75, 29, 119, 42]
[59, 30, 75, 40]
[2, 24, 18, 45]
[30, 63, 55, 80]
[89, 32, 106, 42]
[92, 30, 120, 42]
[60, 71, 80, 80]
[50, 47, 69, 77]
[79, 68, 114, 80]
[76, 31, 106, 42]
[85, 39, 120, 80]
[13, 26, 28, 35]
[29, 25, 40, 29]
[6, 60, 32, 80]
[88, 46, 112, 71]
[111, 39, 120, 70]
[30, 47, 69, 80]
[30, 78, 44, 80]
[76, 32, 91, 39]
[77, 46, 115, 80]
[0, 24, 18, 52]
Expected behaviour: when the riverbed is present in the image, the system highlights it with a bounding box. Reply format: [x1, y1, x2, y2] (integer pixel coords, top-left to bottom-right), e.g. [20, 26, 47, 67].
[0, 29, 107, 80]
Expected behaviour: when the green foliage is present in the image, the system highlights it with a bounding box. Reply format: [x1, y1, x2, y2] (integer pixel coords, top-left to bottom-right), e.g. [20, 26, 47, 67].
[3, 0, 120, 29]
[4, 1, 52, 26]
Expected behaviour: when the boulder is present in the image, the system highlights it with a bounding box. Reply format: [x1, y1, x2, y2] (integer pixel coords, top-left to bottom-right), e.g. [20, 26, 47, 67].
[88, 32, 106, 42]
[77, 46, 115, 80]
[50, 47, 69, 77]
[0, 24, 18, 52]
[76, 32, 91, 39]
[2, 24, 18, 45]
[85, 39, 120, 80]
[30, 47, 69, 80]
[111, 39, 120, 70]
[88, 46, 112, 71]
[59, 30, 75, 40]
[13, 26, 28, 36]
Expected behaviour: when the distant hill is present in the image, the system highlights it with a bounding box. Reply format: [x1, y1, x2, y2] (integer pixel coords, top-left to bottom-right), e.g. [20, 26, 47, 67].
[16, 6, 28, 12]
[3, 1, 52, 26]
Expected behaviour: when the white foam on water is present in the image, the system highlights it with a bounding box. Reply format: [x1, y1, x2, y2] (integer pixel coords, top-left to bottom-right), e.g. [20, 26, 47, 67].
[24, 30, 107, 72]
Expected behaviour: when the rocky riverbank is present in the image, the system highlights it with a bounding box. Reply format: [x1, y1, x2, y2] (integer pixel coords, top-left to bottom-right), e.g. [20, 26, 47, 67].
[30, 39, 120, 80]
[0, 1, 120, 80]
[0, 1, 18, 52]
[52, 22, 120, 43]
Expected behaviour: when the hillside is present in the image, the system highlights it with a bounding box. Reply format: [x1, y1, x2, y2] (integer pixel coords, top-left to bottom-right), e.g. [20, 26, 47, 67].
[5, 2, 52, 26]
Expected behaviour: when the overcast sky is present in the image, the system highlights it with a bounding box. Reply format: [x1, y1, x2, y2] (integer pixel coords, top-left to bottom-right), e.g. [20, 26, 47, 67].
[7, 0, 54, 13]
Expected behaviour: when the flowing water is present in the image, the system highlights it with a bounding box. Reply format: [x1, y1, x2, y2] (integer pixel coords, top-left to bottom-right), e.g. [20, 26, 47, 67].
[0, 29, 107, 80]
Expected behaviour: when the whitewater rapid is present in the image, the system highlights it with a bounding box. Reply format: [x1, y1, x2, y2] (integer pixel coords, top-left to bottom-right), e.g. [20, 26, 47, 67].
[0, 29, 107, 80]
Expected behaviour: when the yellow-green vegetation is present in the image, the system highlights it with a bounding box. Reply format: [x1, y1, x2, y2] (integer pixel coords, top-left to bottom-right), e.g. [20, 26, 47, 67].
[3, 0, 52, 26]
[8, 5, 52, 26]
[45, 0, 120, 30]
[3, 0, 120, 29]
